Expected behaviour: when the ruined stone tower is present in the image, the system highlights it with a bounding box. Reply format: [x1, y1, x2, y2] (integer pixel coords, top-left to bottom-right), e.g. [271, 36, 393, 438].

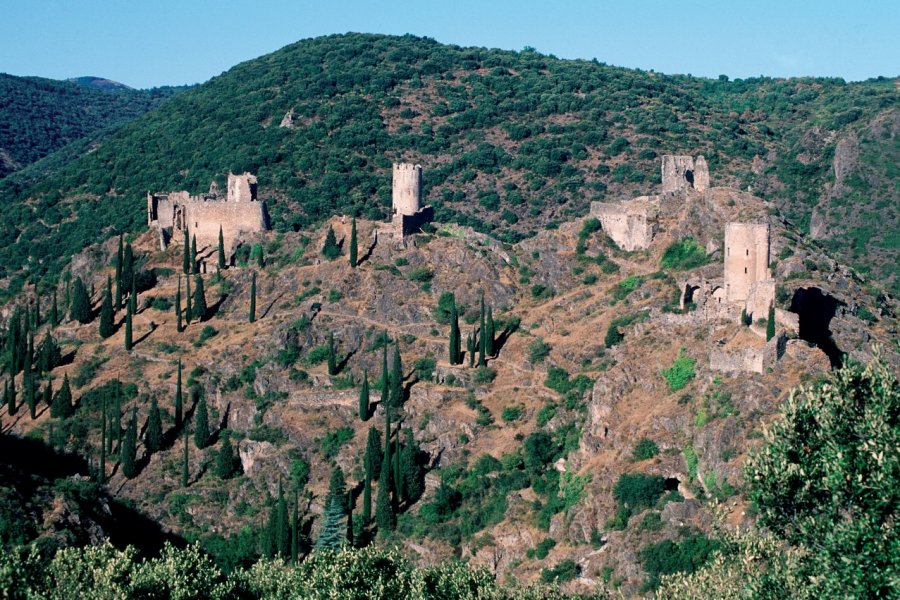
[392, 163, 422, 217]
[390, 163, 432, 238]
[724, 223, 771, 305]
[226, 172, 257, 203]
[661, 155, 710, 193]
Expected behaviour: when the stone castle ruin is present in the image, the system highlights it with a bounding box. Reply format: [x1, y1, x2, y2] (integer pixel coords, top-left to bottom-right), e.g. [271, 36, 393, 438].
[724, 222, 774, 317]
[661, 154, 709, 193]
[391, 163, 433, 239]
[147, 172, 267, 265]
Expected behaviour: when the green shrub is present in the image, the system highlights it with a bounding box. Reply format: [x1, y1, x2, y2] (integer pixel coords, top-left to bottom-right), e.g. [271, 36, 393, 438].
[526, 337, 551, 363]
[632, 438, 660, 461]
[661, 349, 696, 392]
[640, 534, 721, 590]
[407, 267, 433, 282]
[473, 366, 496, 385]
[660, 238, 709, 271]
[613, 473, 666, 510]
[306, 345, 330, 365]
[501, 405, 523, 423]
[541, 559, 578, 584]
[414, 356, 436, 381]
[320, 426, 354, 459]
[527, 537, 556, 560]
[193, 325, 218, 348]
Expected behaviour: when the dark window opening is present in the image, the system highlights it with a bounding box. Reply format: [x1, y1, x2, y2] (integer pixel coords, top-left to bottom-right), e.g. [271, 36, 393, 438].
[684, 169, 694, 187]
[664, 477, 680, 491]
[790, 287, 844, 368]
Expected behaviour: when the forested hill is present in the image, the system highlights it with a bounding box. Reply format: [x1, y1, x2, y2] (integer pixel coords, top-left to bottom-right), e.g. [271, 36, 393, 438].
[1, 33, 897, 297]
[0, 73, 181, 178]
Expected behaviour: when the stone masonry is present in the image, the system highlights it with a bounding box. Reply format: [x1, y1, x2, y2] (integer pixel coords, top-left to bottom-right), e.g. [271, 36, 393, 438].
[391, 163, 433, 239]
[724, 222, 771, 307]
[589, 197, 659, 251]
[147, 172, 267, 261]
[661, 155, 709, 193]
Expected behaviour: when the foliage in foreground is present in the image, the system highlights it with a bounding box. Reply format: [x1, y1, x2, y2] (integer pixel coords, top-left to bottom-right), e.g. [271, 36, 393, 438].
[0, 542, 607, 600]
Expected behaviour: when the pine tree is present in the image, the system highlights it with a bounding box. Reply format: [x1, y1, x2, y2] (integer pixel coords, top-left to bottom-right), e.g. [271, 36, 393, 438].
[401, 427, 424, 502]
[322, 225, 341, 260]
[766, 304, 776, 341]
[358, 370, 369, 421]
[51, 291, 58, 327]
[99, 277, 114, 338]
[217, 225, 226, 270]
[121, 243, 134, 300]
[193, 275, 207, 321]
[174, 360, 183, 427]
[215, 432, 240, 479]
[146, 397, 163, 453]
[124, 301, 133, 351]
[70, 277, 92, 324]
[115, 235, 123, 309]
[181, 422, 189, 487]
[190, 234, 198, 274]
[327, 466, 348, 513]
[193, 390, 210, 449]
[486, 306, 496, 357]
[449, 297, 461, 365]
[248, 271, 256, 323]
[185, 273, 192, 322]
[175, 276, 183, 333]
[182, 229, 190, 275]
[365, 426, 383, 483]
[276, 480, 290, 557]
[51, 374, 73, 418]
[99, 395, 107, 484]
[349, 217, 358, 268]
[390, 344, 403, 408]
[121, 408, 138, 479]
[316, 496, 349, 549]
[478, 294, 487, 366]
[327, 331, 337, 376]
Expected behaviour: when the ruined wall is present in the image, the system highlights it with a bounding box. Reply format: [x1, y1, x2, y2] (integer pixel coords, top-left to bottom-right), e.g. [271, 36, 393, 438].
[184, 202, 265, 253]
[710, 333, 785, 374]
[661, 155, 709, 193]
[392, 163, 422, 216]
[589, 197, 659, 251]
[745, 279, 776, 321]
[724, 222, 770, 303]
[227, 172, 257, 203]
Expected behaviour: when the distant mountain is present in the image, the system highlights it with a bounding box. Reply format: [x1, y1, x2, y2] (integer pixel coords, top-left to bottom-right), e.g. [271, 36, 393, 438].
[67, 76, 133, 91]
[0, 73, 181, 179]
[0, 33, 896, 297]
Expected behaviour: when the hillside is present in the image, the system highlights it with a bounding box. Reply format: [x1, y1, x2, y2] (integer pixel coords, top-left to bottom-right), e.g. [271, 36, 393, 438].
[0, 33, 897, 301]
[0, 73, 182, 178]
[2, 160, 897, 594]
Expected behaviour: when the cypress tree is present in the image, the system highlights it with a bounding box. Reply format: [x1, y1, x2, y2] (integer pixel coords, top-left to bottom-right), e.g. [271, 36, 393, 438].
[38, 331, 61, 373]
[70, 277, 92, 324]
[115, 235, 123, 309]
[146, 397, 163, 453]
[467, 327, 476, 368]
[124, 302, 133, 351]
[51, 374, 73, 418]
[174, 360, 183, 427]
[115, 388, 123, 450]
[358, 370, 369, 421]
[181, 421, 189, 487]
[327, 331, 337, 376]
[277, 480, 290, 557]
[193, 275, 207, 321]
[394, 432, 402, 504]
[175, 276, 183, 332]
[264, 497, 277, 558]
[51, 291, 58, 327]
[194, 390, 209, 449]
[215, 432, 240, 479]
[185, 274, 192, 322]
[380, 343, 389, 410]
[5, 378, 14, 416]
[362, 468, 372, 524]
[401, 427, 423, 502]
[347, 491, 354, 546]
[375, 450, 395, 533]
[741, 307, 748, 326]
[34, 295, 41, 328]
[291, 491, 300, 564]
[390, 345, 403, 408]
[486, 306, 496, 357]
[478, 294, 487, 366]
[766, 304, 776, 341]
[248, 272, 256, 323]
[99, 277, 114, 338]
[25, 368, 35, 419]
[64, 272, 71, 314]
[217, 226, 226, 270]
[322, 226, 341, 260]
[365, 427, 382, 482]
[99, 395, 107, 484]
[121, 408, 138, 479]
[449, 298, 461, 365]
[190, 234, 198, 274]
[42, 380, 52, 408]
[182, 229, 190, 275]
[349, 217, 358, 267]
[122, 243, 134, 299]
[129, 278, 137, 316]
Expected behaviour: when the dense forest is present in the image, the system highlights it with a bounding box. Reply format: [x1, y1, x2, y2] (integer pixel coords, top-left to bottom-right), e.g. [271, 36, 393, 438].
[0, 74, 182, 179]
[0, 33, 897, 300]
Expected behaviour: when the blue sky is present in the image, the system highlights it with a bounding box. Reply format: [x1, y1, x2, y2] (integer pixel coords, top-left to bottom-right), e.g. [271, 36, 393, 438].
[2, 0, 898, 88]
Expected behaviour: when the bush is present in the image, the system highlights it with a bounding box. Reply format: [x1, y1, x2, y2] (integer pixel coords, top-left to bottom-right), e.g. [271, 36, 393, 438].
[501, 405, 523, 422]
[407, 267, 433, 282]
[660, 238, 709, 271]
[661, 349, 696, 392]
[320, 426, 354, 459]
[528, 537, 557, 560]
[526, 337, 551, 363]
[640, 534, 721, 590]
[306, 345, 330, 365]
[473, 366, 496, 385]
[540, 559, 578, 584]
[414, 357, 436, 381]
[632, 438, 660, 461]
[613, 473, 666, 510]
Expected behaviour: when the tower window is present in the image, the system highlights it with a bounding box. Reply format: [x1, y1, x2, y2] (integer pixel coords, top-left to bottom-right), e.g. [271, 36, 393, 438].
[746, 249, 749, 256]
[744, 267, 748, 274]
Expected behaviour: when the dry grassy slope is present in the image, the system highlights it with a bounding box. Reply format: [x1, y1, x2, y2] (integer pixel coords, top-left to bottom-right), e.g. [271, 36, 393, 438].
[6, 187, 899, 594]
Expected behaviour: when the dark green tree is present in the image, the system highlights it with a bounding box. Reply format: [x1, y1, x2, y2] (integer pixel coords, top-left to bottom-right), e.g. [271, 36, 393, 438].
[182, 229, 190, 275]
[375, 449, 396, 533]
[248, 271, 256, 323]
[276, 480, 290, 557]
[70, 277, 92, 324]
[128, 278, 137, 317]
[121, 408, 138, 479]
[327, 466, 348, 512]
[349, 217, 358, 268]
[486, 306, 496, 357]
[394, 432, 402, 504]
[38, 331, 61, 373]
[175, 276, 183, 332]
[115, 235, 123, 309]
[124, 302, 133, 351]
[449, 297, 461, 365]
[362, 467, 372, 525]
[51, 374, 73, 418]
[358, 370, 369, 421]
[193, 390, 210, 449]
[25, 369, 36, 419]
[401, 427, 424, 503]
[51, 291, 58, 327]
[766, 304, 776, 341]
[5, 378, 15, 416]
[322, 225, 341, 260]
[380, 343, 389, 409]
[121, 242, 134, 297]
[174, 360, 183, 427]
[291, 491, 300, 564]
[215, 432, 241, 479]
[467, 327, 476, 368]
[185, 273, 192, 323]
[42, 380, 52, 408]
[145, 396, 163, 453]
[99, 277, 114, 338]
[390, 344, 403, 408]
[193, 275, 207, 321]
[327, 331, 337, 376]
[181, 421, 189, 487]
[190, 234, 198, 274]
[217, 225, 226, 270]
[99, 395, 107, 484]
[478, 294, 487, 366]
[365, 426, 382, 482]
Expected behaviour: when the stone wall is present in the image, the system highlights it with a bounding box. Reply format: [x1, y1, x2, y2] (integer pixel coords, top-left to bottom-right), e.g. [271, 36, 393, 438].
[226, 172, 257, 203]
[392, 163, 422, 216]
[724, 222, 770, 303]
[710, 333, 786, 374]
[661, 155, 709, 193]
[745, 279, 775, 321]
[589, 196, 659, 251]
